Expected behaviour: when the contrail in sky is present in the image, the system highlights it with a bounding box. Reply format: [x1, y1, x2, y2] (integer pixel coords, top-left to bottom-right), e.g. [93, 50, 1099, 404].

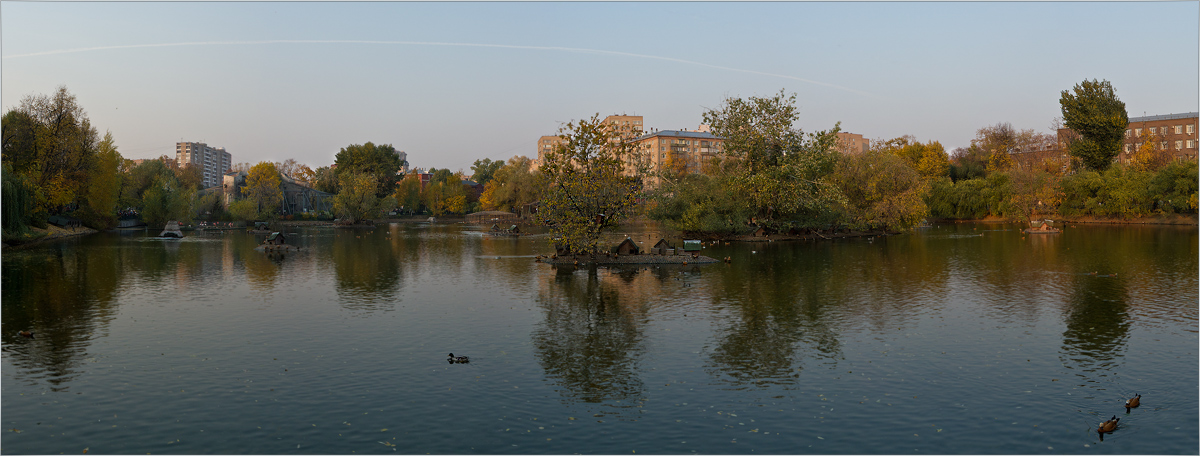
[3, 39, 869, 96]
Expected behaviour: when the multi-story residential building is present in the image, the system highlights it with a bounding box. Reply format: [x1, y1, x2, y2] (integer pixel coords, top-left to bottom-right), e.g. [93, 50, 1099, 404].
[1120, 112, 1199, 162]
[835, 132, 870, 154]
[632, 128, 725, 175]
[1054, 112, 1198, 165]
[176, 142, 232, 189]
[533, 115, 644, 170]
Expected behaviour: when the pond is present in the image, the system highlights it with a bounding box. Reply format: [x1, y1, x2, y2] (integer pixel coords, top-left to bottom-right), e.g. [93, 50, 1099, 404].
[2, 221, 1197, 454]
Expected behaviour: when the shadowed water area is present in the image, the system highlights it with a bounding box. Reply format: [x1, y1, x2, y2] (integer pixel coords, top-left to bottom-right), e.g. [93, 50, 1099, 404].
[2, 221, 1197, 454]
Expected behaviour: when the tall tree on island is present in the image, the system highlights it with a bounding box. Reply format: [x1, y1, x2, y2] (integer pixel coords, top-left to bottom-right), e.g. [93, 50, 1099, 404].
[333, 142, 404, 199]
[333, 171, 396, 224]
[540, 114, 649, 254]
[701, 90, 843, 226]
[1060, 79, 1128, 171]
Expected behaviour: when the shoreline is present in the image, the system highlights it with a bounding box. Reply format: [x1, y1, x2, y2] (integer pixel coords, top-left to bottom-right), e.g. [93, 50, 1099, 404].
[540, 253, 721, 265]
[932, 214, 1198, 226]
[2, 225, 99, 251]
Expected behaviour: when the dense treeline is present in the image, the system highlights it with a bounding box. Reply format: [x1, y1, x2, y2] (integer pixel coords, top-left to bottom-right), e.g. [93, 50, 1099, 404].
[4, 83, 1194, 246]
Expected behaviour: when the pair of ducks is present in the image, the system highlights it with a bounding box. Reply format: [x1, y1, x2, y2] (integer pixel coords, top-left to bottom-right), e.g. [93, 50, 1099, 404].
[447, 353, 469, 364]
[1097, 394, 1141, 438]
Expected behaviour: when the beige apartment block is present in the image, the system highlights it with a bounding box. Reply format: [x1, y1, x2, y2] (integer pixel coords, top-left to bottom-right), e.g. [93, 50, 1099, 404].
[603, 115, 644, 132]
[633, 128, 726, 175]
[176, 142, 232, 189]
[836, 132, 870, 154]
[533, 135, 565, 170]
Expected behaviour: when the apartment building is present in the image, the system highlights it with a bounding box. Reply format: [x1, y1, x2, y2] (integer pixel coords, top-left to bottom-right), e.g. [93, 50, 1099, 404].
[633, 128, 725, 175]
[533, 115, 644, 170]
[835, 132, 870, 154]
[1120, 112, 1199, 162]
[1054, 112, 1199, 165]
[176, 142, 232, 189]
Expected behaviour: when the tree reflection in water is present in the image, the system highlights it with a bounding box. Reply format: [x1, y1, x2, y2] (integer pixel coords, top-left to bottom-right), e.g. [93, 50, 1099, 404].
[532, 266, 646, 409]
[703, 243, 843, 388]
[330, 227, 404, 314]
[1, 239, 124, 391]
[1059, 274, 1130, 380]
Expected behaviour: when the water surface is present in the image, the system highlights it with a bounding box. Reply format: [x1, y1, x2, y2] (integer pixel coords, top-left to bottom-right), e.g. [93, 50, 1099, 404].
[2, 222, 1196, 454]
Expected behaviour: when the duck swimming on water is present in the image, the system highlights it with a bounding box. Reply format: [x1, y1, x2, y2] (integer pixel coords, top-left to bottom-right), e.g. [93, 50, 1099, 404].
[18, 330, 34, 338]
[448, 353, 469, 363]
[1125, 394, 1140, 412]
[1097, 415, 1119, 438]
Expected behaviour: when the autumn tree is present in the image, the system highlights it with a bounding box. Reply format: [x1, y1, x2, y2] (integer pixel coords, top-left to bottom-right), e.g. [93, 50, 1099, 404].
[540, 114, 649, 253]
[333, 142, 404, 198]
[79, 131, 124, 228]
[832, 150, 928, 232]
[333, 171, 396, 224]
[393, 173, 423, 214]
[294, 164, 316, 187]
[245, 162, 283, 218]
[878, 137, 950, 181]
[1060, 79, 1128, 171]
[1127, 128, 1174, 172]
[470, 158, 506, 186]
[421, 169, 467, 216]
[313, 166, 338, 194]
[175, 163, 204, 190]
[1001, 168, 1061, 223]
[1, 86, 99, 214]
[141, 175, 194, 227]
[478, 156, 542, 216]
[702, 91, 843, 226]
[949, 146, 988, 181]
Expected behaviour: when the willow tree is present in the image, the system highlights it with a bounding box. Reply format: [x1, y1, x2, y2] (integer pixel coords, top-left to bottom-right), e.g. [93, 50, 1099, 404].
[540, 114, 649, 254]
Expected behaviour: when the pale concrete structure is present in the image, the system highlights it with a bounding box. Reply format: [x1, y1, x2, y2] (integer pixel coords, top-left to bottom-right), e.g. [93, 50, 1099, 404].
[176, 142, 232, 189]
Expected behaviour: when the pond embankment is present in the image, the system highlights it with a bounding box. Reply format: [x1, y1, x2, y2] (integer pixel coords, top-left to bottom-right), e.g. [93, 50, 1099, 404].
[934, 214, 1198, 226]
[2, 225, 98, 251]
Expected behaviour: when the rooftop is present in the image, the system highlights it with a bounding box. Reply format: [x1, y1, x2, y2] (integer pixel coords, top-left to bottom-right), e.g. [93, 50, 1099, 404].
[1128, 112, 1199, 123]
[634, 130, 723, 141]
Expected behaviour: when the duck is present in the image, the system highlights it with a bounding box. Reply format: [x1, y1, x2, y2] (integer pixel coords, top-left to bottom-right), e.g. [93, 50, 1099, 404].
[18, 330, 34, 338]
[448, 353, 469, 363]
[1097, 415, 1119, 435]
[1125, 393, 1140, 412]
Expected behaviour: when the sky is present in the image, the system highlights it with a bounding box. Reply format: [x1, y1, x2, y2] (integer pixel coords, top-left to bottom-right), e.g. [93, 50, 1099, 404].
[3, 1, 1198, 173]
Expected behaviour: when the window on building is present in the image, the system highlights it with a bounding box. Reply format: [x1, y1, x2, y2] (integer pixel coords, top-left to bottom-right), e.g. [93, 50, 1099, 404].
[1125, 129, 1131, 137]
[1189, 125, 1196, 135]
[1135, 128, 1142, 136]
[1124, 144, 1130, 153]
[1161, 141, 1168, 150]
[1188, 140, 1196, 149]
[1176, 140, 1183, 150]
[1150, 127, 1157, 134]
[1176, 125, 1183, 134]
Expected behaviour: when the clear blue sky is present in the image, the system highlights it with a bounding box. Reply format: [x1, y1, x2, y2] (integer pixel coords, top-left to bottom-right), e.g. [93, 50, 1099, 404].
[3, 2, 1197, 173]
